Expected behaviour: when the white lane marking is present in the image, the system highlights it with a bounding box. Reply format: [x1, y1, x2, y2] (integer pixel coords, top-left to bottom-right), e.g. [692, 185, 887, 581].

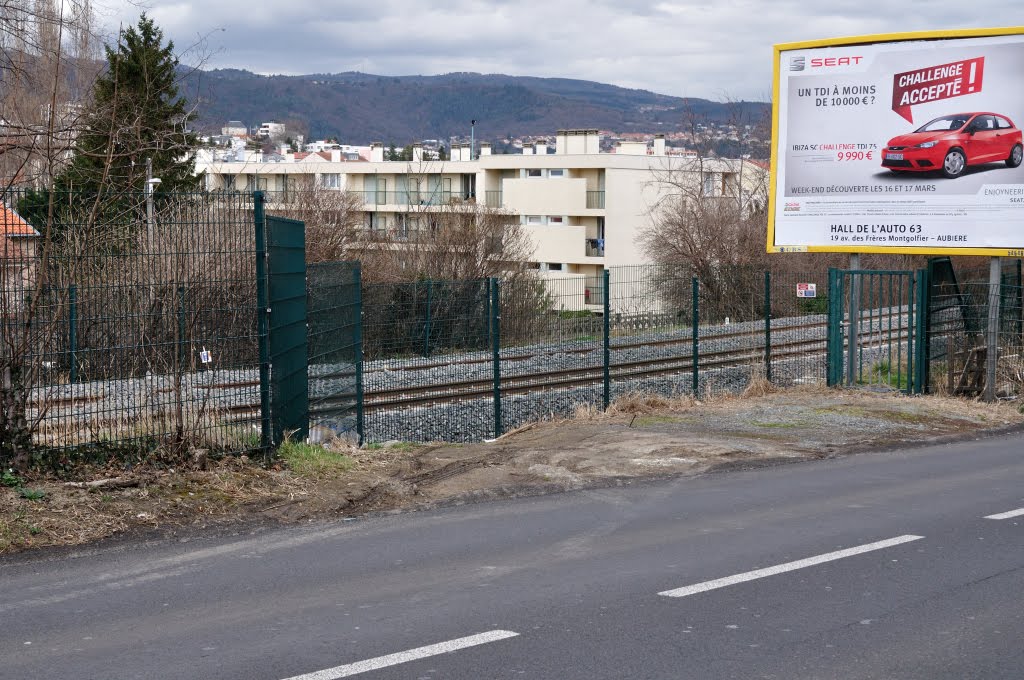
[658, 534, 924, 598]
[984, 507, 1024, 520]
[280, 630, 519, 680]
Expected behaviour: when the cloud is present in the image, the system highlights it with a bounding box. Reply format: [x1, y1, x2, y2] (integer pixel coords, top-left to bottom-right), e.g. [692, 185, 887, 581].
[96, 0, 1019, 100]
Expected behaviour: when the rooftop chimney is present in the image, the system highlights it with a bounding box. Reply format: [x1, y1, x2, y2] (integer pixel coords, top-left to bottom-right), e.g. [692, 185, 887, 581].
[479, 142, 492, 156]
[413, 143, 423, 162]
[370, 142, 384, 163]
[535, 140, 548, 155]
[653, 134, 666, 156]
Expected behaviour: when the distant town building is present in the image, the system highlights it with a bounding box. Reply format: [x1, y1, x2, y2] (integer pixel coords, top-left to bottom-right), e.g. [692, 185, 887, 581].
[221, 120, 247, 137]
[257, 121, 286, 140]
[195, 128, 766, 309]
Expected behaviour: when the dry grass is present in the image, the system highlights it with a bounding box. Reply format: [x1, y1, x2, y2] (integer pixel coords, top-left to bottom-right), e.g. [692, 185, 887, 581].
[741, 366, 776, 398]
[606, 392, 698, 415]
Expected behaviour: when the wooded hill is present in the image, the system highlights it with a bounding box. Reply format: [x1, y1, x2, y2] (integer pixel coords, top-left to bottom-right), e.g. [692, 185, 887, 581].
[182, 68, 769, 149]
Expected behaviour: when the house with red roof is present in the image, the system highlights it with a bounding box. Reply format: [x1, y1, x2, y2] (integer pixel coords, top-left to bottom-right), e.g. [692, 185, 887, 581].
[1, 203, 39, 316]
[1, 202, 38, 259]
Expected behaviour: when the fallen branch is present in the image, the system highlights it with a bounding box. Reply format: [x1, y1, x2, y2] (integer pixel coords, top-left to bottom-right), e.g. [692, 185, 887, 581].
[63, 477, 140, 490]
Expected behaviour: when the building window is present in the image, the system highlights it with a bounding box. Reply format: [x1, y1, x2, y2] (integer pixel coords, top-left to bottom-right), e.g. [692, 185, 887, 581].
[701, 172, 718, 197]
[548, 169, 565, 178]
[321, 173, 340, 189]
[527, 169, 543, 177]
[548, 216, 564, 225]
[547, 263, 563, 271]
[246, 176, 268, 191]
[526, 215, 544, 225]
[394, 214, 409, 238]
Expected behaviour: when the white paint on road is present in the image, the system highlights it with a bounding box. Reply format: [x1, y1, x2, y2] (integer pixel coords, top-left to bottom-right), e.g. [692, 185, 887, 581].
[984, 507, 1024, 520]
[658, 534, 924, 598]
[280, 630, 519, 679]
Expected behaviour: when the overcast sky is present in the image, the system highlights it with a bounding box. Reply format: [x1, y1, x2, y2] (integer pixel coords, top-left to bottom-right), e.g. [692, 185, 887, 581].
[96, 1, 1024, 101]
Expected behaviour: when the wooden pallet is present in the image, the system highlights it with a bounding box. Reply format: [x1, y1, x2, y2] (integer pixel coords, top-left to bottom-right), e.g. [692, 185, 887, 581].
[954, 346, 987, 396]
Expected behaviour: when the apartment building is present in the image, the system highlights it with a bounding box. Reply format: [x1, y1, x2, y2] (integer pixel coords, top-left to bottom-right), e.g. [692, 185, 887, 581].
[195, 129, 766, 303]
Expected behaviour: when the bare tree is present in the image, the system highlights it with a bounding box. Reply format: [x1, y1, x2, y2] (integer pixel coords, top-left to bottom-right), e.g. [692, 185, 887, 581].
[1, 0, 102, 465]
[262, 183, 366, 263]
[359, 201, 535, 283]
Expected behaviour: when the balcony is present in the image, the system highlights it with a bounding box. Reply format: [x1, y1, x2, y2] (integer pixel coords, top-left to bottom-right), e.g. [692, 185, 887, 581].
[586, 191, 605, 209]
[357, 190, 467, 206]
[585, 238, 605, 257]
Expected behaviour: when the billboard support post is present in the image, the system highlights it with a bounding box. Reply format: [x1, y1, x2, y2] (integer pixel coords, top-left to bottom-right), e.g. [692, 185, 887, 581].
[846, 253, 861, 386]
[985, 256, 1002, 401]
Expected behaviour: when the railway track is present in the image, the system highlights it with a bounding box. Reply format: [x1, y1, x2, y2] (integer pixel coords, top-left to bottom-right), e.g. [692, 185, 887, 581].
[31, 311, 926, 431]
[358, 323, 915, 412]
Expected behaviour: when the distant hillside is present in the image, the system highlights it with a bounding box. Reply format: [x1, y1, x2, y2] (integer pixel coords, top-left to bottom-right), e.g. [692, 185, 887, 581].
[180, 69, 769, 147]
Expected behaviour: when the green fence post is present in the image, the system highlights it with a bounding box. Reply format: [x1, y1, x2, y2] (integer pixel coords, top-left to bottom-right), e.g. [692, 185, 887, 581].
[490, 277, 502, 438]
[826, 268, 843, 386]
[603, 269, 611, 410]
[484, 277, 492, 347]
[913, 267, 929, 394]
[68, 284, 78, 384]
[764, 271, 772, 383]
[254, 191, 272, 452]
[354, 262, 365, 446]
[423, 279, 433, 358]
[177, 286, 187, 371]
[692, 276, 699, 397]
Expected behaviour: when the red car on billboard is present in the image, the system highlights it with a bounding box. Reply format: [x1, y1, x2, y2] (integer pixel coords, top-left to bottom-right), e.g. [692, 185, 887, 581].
[881, 112, 1023, 178]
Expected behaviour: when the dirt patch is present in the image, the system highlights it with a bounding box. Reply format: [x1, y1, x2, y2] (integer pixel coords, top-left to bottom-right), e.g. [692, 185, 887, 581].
[3, 386, 1023, 555]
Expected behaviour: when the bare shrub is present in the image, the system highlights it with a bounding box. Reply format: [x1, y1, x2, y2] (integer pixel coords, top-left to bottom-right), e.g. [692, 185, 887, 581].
[262, 185, 365, 263]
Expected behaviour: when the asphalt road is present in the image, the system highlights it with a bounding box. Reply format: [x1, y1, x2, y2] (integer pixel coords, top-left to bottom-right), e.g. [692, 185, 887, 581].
[3, 432, 1024, 679]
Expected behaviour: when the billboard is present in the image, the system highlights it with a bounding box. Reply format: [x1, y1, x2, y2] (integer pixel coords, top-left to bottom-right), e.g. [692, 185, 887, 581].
[768, 27, 1024, 256]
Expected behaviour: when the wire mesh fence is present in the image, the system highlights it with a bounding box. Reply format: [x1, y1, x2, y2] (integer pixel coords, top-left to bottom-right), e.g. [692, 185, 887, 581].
[352, 265, 835, 444]
[361, 277, 493, 442]
[500, 274, 605, 434]
[307, 260, 362, 443]
[7, 187, 1020, 460]
[1, 190, 261, 468]
[925, 258, 1024, 397]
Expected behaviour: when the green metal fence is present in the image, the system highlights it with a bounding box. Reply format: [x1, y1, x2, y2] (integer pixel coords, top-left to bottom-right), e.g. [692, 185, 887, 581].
[826, 269, 922, 393]
[360, 277, 493, 441]
[307, 260, 363, 444]
[349, 266, 835, 443]
[924, 258, 1024, 397]
[11, 187, 1018, 461]
[1, 190, 263, 467]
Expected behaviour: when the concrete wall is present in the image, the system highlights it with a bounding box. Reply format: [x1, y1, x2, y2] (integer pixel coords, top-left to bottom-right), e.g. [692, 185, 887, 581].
[503, 177, 587, 215]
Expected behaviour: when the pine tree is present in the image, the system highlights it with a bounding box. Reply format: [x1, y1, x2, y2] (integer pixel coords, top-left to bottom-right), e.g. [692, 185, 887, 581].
[56, 14, 199, 196]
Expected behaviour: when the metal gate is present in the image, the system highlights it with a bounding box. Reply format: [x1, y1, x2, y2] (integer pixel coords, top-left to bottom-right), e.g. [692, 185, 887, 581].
[307, 261, 363, 444]
[826, 268, 926, 393]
